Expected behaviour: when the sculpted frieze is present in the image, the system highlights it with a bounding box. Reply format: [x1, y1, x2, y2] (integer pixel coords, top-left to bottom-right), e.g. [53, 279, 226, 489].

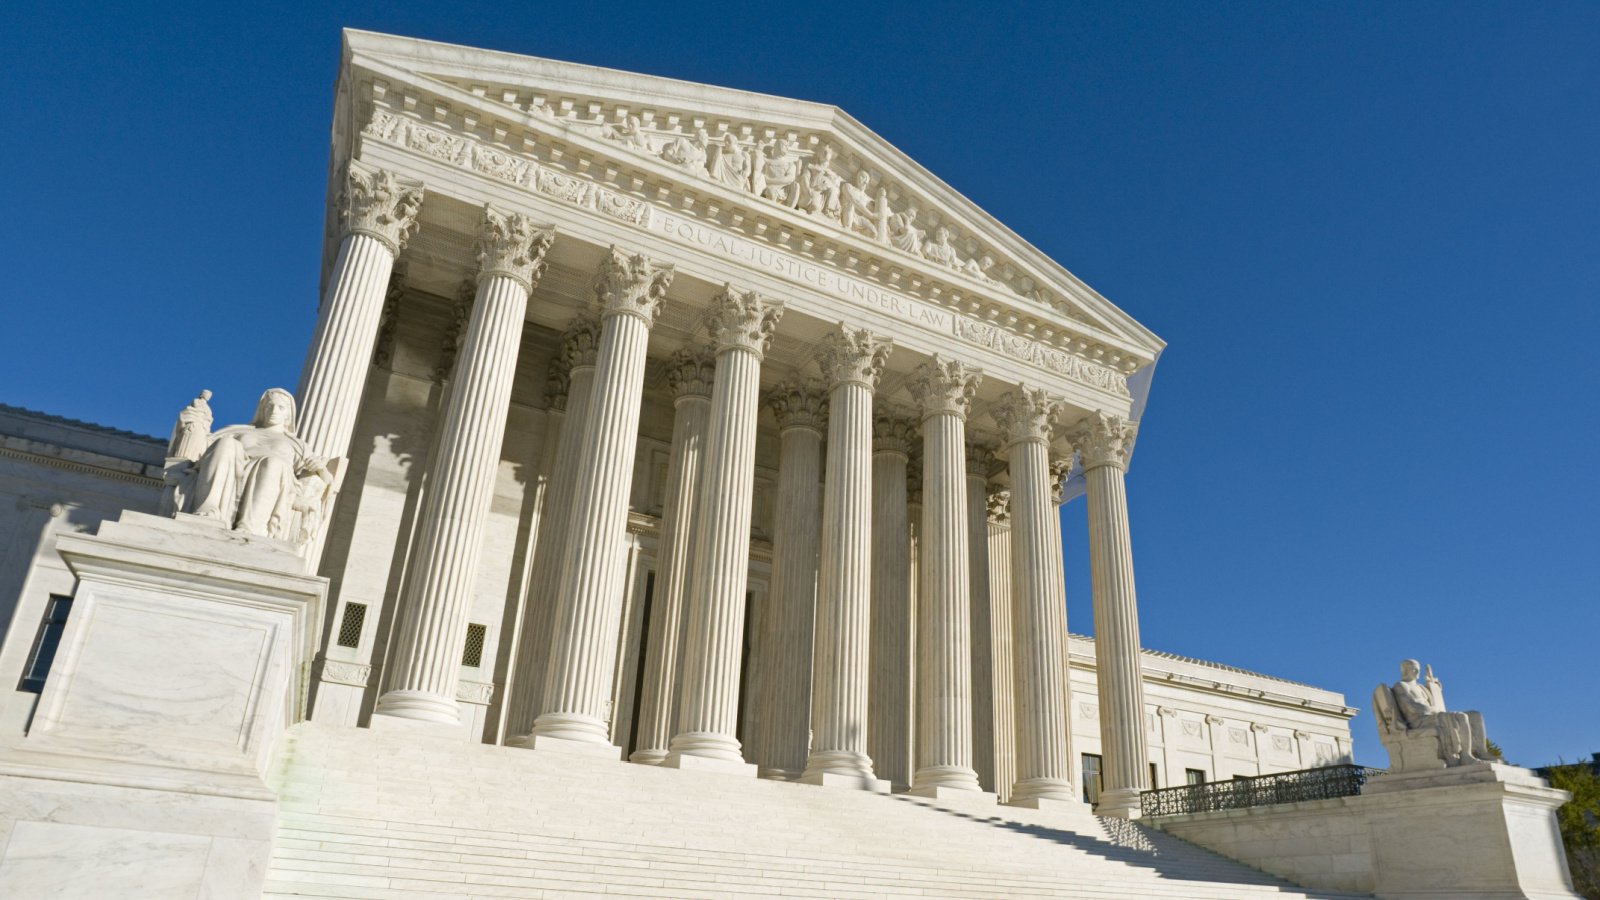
[361, 108, 1132, 397]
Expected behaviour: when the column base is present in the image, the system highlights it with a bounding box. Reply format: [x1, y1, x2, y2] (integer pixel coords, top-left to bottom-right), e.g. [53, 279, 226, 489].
[530, 711, 610, 745]
[371, 690, 462, 728]
[757, 766, 801, 781]
[1009, 778, 1083, 807]
[508, 733, 623, 760]
[628, 748, 669, 766]
[662, 753, 757, 778]
[911, 764, 984, 794]
[798, 771, 890, 793]
[907, 784, 998, 809]
[1095, 787, 1144, 818]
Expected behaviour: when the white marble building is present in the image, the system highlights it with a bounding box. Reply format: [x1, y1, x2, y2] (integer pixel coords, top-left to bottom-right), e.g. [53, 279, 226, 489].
[0, 30, 1356, 813]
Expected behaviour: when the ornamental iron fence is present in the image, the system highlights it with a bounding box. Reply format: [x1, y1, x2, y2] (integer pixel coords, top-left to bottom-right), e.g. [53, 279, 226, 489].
[1140, 764, 1385, 817]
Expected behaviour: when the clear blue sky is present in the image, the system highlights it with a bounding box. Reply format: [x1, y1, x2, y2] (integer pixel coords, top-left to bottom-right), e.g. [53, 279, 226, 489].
[4, 1, 1596, 767]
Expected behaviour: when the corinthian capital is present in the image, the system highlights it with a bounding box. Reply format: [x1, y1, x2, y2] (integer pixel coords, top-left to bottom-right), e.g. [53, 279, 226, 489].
[594, 245, 673, 326]
[558, 314, 603, 371]
[816, 325, 893, 390]
[340, 161, 424, 254]
[991, 387, 1060, 448]
[1050, 454, 1073, 504]
[1065, 410, 1137, 471]
[765, 381, 828, 432]
[476, 205, 556, 290]
[872, 411, 917, 456]
[986, 487, 1011, 525]
[663, 348, 715, 400]
[907, 355, 982, 420]
[966, 441, 997, 478]
[706, 285, 784, 357]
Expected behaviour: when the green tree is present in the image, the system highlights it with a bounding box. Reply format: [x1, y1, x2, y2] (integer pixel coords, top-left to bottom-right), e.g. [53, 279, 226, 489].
[1545, 762, 1600, 900]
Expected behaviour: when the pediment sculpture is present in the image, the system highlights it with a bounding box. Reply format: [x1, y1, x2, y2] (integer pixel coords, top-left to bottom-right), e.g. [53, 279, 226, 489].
[1372, 659, 1491, 771]
[160, 388, 344, 548]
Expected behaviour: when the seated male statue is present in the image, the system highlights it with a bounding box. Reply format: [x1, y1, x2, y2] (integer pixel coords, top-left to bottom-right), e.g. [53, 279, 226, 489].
[1388, 658, 1491, 767]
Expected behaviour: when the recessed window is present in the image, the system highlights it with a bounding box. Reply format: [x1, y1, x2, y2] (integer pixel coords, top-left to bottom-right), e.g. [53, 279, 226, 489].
[19, 595, 72, 693]
[1149, 762, 1160, 789]
[1082, 753, 1103, 805]
[335, 602, 367, 649]
[461, 623, 487, 668]
[1185, 768, 1207, 786]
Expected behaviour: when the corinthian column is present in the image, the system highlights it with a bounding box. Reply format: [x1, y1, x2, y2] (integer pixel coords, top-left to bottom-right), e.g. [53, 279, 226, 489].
[994, 388, 1078, 807]
[506, 316, 601, 742]
[297, 161, 423, 465]
[986, 488, 1018, 802]
[532, 247, 673, 750]
[801, 326, 893, 791]
[1066, 410, 1148, 817]
[374, 206, 554, 727]
[906, 356, 986, 798]
[747, 383, 826, 780]
[966, 442, 997, 793]
[629, 350, 714, 764]
[667, 287, 783, 773]
[868, 412, 916, 791]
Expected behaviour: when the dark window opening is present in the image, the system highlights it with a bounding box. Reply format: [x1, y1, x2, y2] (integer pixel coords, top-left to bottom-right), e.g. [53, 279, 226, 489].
[1186, 767, 1207, 785]
[1082, 753, 1103, 805]
[19, 595, 72, 693]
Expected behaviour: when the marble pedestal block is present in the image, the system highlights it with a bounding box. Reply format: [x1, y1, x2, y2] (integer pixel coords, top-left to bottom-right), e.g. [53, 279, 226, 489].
[0, 511, 324, 899]
[1157, 763, 1580, 899]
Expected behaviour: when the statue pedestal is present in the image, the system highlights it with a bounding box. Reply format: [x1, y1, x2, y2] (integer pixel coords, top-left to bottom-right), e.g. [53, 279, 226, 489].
[0, 511, 325, 899]
[1155, 762, 1581, 899]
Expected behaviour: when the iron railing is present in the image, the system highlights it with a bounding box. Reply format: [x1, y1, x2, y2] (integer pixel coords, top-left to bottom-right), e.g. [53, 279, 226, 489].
[1140, 764, 1384, 817]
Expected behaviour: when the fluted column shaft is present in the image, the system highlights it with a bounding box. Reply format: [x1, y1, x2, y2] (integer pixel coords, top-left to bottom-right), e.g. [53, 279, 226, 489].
[629, 353, 713, 763]
[749, 386, 825, 779]
[296, 163, 422, 466]
[533, 248, 673, 746]
[375, 208, 554, 726]
[1071, 411, 1148, 817]
[908, 357, 984, 795]
[966, 451, 996, 793]
[996, 389, 1076, 804]
[507, 327, 599, 741]
[669, 288, 782, 768]
[869, 416, 915, 790]
[803, 326, 892, 788]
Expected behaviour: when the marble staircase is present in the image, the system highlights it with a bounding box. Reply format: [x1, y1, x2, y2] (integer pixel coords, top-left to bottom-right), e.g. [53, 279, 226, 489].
[264, 723, 1372, 899]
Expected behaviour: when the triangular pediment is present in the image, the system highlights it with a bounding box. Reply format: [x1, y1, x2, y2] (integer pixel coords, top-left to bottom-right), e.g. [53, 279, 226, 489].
[342, 30, 1164, 373]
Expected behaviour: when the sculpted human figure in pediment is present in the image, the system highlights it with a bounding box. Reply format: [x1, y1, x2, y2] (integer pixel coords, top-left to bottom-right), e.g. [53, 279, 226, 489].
[802, 145, 843, 219]
[660, 127, 709, 171]
[922, 226, 960, 268]
[708, 133, 752, 191]
[889, 205, 925, 254]
[838, 170, 885, 239]
[754, 137, 803, 206]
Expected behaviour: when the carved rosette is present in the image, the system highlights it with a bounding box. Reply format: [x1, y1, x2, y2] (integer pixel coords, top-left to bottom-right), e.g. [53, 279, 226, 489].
[816, 325, 893, 390]
[907, 355, 982, 421]
[872, 411, 917, 457]
[765, 381, 827, 432]
[705, 285, 783, 358]
[475, 206, 556, 290]
[986, 487, 1011, 525]
[663, 348, 716, 400]
[991, 387, 1060, 449]
[594, 245, 673, 326]
[965, 441, 997, 478]
[1065, 410, 1138, 472]
[340, 160, 424, 255]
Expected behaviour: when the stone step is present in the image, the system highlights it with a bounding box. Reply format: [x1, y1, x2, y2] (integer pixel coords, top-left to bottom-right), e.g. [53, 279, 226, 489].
[264, 724, 1372, 900]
